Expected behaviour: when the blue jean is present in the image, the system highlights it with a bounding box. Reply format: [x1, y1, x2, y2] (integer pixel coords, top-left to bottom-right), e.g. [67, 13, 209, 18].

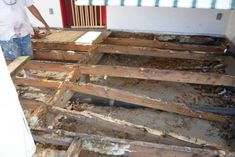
[0, 34, 33, 60]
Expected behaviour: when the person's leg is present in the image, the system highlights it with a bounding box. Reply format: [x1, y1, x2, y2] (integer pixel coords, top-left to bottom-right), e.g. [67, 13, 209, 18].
[0, 39, 20, 60]
[18, 34, 34, 78]
[18, 34, 33, 57]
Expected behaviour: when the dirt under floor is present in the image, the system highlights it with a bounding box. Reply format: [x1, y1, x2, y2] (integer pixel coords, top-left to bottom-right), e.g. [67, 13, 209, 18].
[16, 52, 235, 156]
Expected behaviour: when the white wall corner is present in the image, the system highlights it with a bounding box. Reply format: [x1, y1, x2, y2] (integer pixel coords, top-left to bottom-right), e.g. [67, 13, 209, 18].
[106, 6, 230, 36]
[225, 11, 235, 46]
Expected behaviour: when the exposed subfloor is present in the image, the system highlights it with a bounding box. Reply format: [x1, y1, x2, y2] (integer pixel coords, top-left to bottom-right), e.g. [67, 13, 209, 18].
[15, 30, 235, 156]
[19, 54, 235, 152]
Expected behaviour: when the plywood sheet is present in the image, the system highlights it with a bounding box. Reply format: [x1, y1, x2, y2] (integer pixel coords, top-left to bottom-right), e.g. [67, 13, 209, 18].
[39, 30, 86, 43]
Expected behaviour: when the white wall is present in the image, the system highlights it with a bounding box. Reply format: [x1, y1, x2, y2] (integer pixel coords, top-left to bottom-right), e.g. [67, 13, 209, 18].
[27, 0, 63, 28]
[226, 11, 235, 45]
[107, 6, 231, 36]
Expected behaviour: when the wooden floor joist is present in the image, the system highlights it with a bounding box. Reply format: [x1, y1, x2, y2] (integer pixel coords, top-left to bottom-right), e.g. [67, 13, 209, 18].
[8, 56, 31, 77]
[32, 41, 95, 52]
[50, 106, 198, 147]
[78, 64, 235, 87]
[14, 78, 62, 89]
[47, 47, 104, 107]
[21, 99, 230, 150]
[47, 67, 79, 107]
[49, 105, 230, 150]
[33, 50, 86, 61]
[24, 60, 75, 72]
[104, 37, 225, 52]
[65, 138, 82, 157]
[16, 77, 231, 122]
[32, 128, 232, 157]
[96, 44, 219, 61]
[66, 82, 230, 122]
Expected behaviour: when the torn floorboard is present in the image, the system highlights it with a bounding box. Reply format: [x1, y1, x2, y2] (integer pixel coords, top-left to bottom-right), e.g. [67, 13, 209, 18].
[21, 98, 233, 152]
[32, 128, 234, 157]
[21, 99, 203, 148]
[49, 105, 230, 150]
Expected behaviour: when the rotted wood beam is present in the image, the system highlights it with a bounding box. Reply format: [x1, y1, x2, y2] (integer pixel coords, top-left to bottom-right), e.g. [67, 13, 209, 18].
[78, 64, 235, 87]
[32, 128, 232, 157]
[66, 82, 230, 122]
[96, 44, 220, 61]
[104, 37, 225, 52]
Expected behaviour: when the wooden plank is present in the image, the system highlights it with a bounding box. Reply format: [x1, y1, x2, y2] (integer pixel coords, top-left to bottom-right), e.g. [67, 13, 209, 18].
[24, 61, 75, 72]
[90, 6, 94, 26]
[84, 6, 90, 26]
[47, 47, 103, 107]
[80, 6, 85, 26]
[94, 6, 97, 26]
[14, 78, 62, 89]
[33, 50, 86, 61]
[21, 99, 201, 148]
[36, 31, 85, 43]
[32, 41, 95, 51]
[99, 6, 102, 26]
[66, 82, 230, 122]
[74, 5, 79, 26]
[78, 64, 235, 87]
[49, 106, 198, 147]
[34, 149, 66, 157]
[33, 129, 229, 157]
[65, 139, 82, 157]
[47, 83, 71, 106]
[96, 44, 219, 61]
[104, 38, 225, 52]
[92, 31, 112, 44]
[49, 105, 228, 150]
[71, 26, 105, 29]
[21, 99, 232, 150]
[8, 56, 31, 77]
[48, 67, 78, 107]
[71, 0, 76, 26]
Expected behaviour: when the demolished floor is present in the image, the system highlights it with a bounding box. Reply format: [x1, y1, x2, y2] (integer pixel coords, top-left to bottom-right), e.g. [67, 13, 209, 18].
[8, 29, 235, 157]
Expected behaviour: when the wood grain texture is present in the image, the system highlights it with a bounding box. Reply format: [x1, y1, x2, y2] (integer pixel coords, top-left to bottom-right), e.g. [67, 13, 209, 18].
[78, 64, 235, 87]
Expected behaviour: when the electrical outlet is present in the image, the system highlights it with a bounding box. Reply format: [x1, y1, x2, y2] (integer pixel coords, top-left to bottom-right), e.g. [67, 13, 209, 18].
[49, 8, 54, 15]
[216, 13, 223, 20]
